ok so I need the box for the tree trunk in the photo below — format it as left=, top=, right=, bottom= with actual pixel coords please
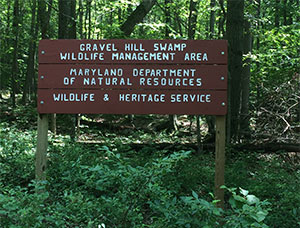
left=206, top=0, right=217, bottom=137
left=11, top=0, right=20, bottom=108
left=283, top=0, right=288, bottom=25
left=33, top=21, right=39, bottom=102
left=217, top=0, right=226, bottom=38
left=174, top=11, right=183, bottom=37
left=0, top=1, right=12, bottom=99
left=226, top=0, right=245, bottom=141
left=39, top=0, right=55, bottom=133
left=240, top=19, right=252, bottom=137
left=38, top=0, right=51, bottom=39
left=287, top=0, right=293, bottom=25
left=297, top=73, right=300, bottom=122
left=297, top=0, right=300, bottom=22
left=70, top=0, right=78, bottom=140
left=187, top=0, right=202, bottom=146
left=275, top=0, right=280, bottom=27
left=255, top=0, right=261, bottom=111
left=188, top=0, right=198, bottom=39
left=209, top=0, right=216, bottom=38
left=78, top=0, right=84, bottom=38
left=58, top=0, right=77, bottom=140
left=58, top=0, right=69, bottom=38
left=165, top=0, right=171, bottom=38
left=70, top=0, right=77, bottom=38
left=22, top=0, right=37, bottom=104
left=196, top=116, right=203, bottom=153
left=120, top=0, right=157, bottom=37
left=168, top=114, right=178, bottom=131
left=164, top=0, right=178, bottom=131
left=119, top=0, right=157, bottom=124
left=88, top=0, right=92, bottom=39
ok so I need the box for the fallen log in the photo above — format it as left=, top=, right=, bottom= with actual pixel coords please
left=233, top=143, right=300, bottom=153
left=78, top=140, right=300, bottom=153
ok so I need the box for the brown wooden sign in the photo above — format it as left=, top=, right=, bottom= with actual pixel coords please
left=38, top=90, right=227, bottom=115
left=38, top=65, right=227, bottom=89
left=36, top=39, right=228, bottom=209
left=38, top=39, right=227, bottom=115
left=38, top=39, right=227, bottom=64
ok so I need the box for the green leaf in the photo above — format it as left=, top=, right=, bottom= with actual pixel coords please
left=192, top=191, right=198, bottom=200
left=253, top=211, right=268, bottom=222
left=246, top=194, right=259, bottom=205
left=229, top=197, right=237, bottom=208
left=233, top=194, right=246, bottom=203
left=240, top=188, right=249, bottom=196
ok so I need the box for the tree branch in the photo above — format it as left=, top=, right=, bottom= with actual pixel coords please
left=120, top=0, right=157, bottom=37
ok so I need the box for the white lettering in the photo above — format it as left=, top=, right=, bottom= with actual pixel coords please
left=119, top=93, right=165, bottom=103
left=170, top=94, right=211, bottom=103
left=53, top=93, right=94, bottom=102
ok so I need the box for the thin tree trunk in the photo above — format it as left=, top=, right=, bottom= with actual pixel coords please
left=75, top=0, right=84, bottom=138
left=240, top=19, right=252, bottom=138
left=58, top=0, right=69, bottom=38
left=209, top=0, right=216, bottom=38
left=275, top=0, right=280, bottom=27
left=11, top=0, right=19, bottom=108
left=218, top=0, right=226, bottom=38
left=287, top=0, right=293, bottom=25
left=174, top=11, right=183, bottom=36
left=32, top=21, right=39, bottom=102
left=187, top=0, right=198, bottom=39
left=297, top=73, right=300, bottom=122
left=283, top=0, right=287, bottom=25
left=165, top=0, right=171, bottom=38
left=120, top=0, right=157, bottom=124
left=0, top=1, right=12, bottom=99
left=70, top=0, right=77, bottom=140
left=79, top=0, right=84, bottom=38
left=164, top=0, right=177, bottom=131
left=58, top=0, right=77, bottom=140
left=255, top=0, right=261, bottom=110
left=196, top=116, right=203, bottom=153
left=70, top=0, right=76, bottom=38
left=118, top=8, right=122, bottom=25
left=206, top=0, right=217, bottom=138
left=187, top=0, right=202, bottom=147
left=22, top=0, right=37, bottom=104
left=39, top=0, right=56, bottom=133
left=297, top=0, right=300, bottom=22
left=39, top=0, right=48, bottom=38
left=226, top=0, right=245, bottom=141
left=46, top=0, right=53, bottom=32
left=88, top=0, right=91, bottom=39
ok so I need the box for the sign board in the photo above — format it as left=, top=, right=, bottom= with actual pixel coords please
left=36, top=39, right=228, bottom=208
left=38, top=39, right=227, bottom=115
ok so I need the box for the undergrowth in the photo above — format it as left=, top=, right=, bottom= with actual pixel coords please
left=0, top=113, right=299, bottom=227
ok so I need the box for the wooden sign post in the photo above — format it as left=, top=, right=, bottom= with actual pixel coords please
left=36, top=39, right=227, bottom=208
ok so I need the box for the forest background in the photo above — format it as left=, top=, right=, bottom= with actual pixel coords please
left=0, top=0, right=299, bottom=227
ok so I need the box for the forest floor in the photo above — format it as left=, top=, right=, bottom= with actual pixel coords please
left=0, top=97, right=299, bottom=228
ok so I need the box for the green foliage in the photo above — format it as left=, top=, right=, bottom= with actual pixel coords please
left=223, top=186, right=271, bottom=228
left=252, top=25, right=300, bottom=87
left=1, top=120, right=300, bottom=227
left=0, top=122, right=36, bottom=187
left=1, top=0, right=300, bottom=227
left=225, top=150, right=300, bottom=228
